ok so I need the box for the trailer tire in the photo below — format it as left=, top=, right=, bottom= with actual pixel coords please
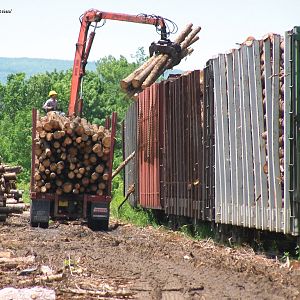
left=39, top=222, right=49, bottom=229
left=30, top=221, right=39, bottom=228
left=88, top=218, right=109, bottom=231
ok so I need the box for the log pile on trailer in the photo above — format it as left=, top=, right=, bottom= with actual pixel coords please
left=120, top=24, right=201, bottom=96
left=33, top=112, right=113, bottom=196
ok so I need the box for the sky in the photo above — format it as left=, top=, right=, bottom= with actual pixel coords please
left=1, top=0, right=300, bottom=71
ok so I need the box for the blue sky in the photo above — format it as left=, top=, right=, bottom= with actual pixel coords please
left=1, top=0, right=300, bottom=70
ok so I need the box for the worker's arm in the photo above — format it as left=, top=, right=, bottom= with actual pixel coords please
left=43, top=99, right=54, bottom=112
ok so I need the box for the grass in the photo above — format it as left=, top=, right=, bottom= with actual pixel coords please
left=110, top=181, right=157, bottom=227
left=180, top=223, right=215, bottom=241
left=18, top=180, right=30, bottom=203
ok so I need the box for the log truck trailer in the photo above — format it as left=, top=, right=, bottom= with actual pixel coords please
left=30, top=9, right=182, bottom=230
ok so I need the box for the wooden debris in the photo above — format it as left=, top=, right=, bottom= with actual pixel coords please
left=0, top=255, right=35, bottom=265
left=0, top=251, right=11, bottom=258
left=62, top=287, right=134, bottom=298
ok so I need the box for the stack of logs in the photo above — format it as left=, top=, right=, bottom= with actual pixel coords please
left=260, top=34, right=285, bottom=185
left=0, top=164, right=24, bottom=222
left=34, top=112, right=112, bottom=195
left=120, top=23, right=201, bottom=96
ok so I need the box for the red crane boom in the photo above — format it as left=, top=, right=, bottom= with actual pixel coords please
left=68, top=9, right=168, bottom=116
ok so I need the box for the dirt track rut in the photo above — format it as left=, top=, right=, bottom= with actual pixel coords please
left=0, top=212, right=300, bottom=299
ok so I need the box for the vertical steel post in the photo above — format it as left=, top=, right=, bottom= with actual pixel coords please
left=293, top=27, right=300, bottom=235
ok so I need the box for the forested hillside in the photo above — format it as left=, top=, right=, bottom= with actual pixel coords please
left=0, top=51, right=146, bottom=190
left=0, top=57, right=97, bottom=83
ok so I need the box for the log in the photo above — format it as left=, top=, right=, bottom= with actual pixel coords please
left=9, top=189, right=23, bottom=197
left=141, top=25, right=200, bottom=89
left=41, top=186, right=47, bottom=193
left=95, top=164, right=105, bottom=174
left=180, top=26, right=201, bottom=50
left=62, top=182, right=73, bottom=193
left=6, top=198, right=18, bottom=204
left=103, top=147, right=110, bottom=155
left=53, top=130, right=65, bottom=139
left=79, top=167, right=85, bottom=175
left=102, top=136, right=111, bottom=148
left=43, top=112, right=61, bottom=132
left=102, top=170, right=110, bottom=181
left=50, top=172, right=56, bottom=179
left=92, top=143, right=102, bottom=153
left=0, top=205, right=24, bottom=214
left=120, top=23, right=198, bottom=94
left=98, top=126, right=105, bottom=139
left=68, top=171, right=75, bottom=179
left=56, top=188, right=63, bottom=195
left=46, top=132, right=53, bottom=141
left=76, top=173, right=83, bottom=179
left=96, top=189, right=103, bottom=195
left=0, top=165, right=22, bottom=174
left=98, top=182, right=106, bottom=190
left=34, top=173, right=41, bottom=181
left=112, top=151, right=135, bottom=179
left=89, top=154, right=97, bottom=164
left=3, top=172, right=16, bottom=181
left=131, top=57, right=162, bottom=88
left=120, top=55, right=157, bottom=89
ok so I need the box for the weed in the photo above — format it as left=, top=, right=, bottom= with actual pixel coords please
left=282, top=251, right=290, bottom=261
left=295, top=245, right=300, bottom=261
left=180, top=224, right=193, bottom=236
left=179, top=222, right=215, bottom=241
left=194, top=223, right=214, bottom=240
left=110, top=180, right=157, bottom=227
left=18, top=180, right=30, bottom=203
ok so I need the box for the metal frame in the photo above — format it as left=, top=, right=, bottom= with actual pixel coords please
left=291, top=27, right=300, bottom=235
left=123, top=102, right=138, bottom=207
left=211, top=32, right=295, bottom=234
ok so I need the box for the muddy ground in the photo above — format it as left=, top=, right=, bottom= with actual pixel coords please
left=0, top=212, right=300, bottom=299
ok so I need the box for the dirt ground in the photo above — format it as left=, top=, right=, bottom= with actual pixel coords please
left=0, top=212, right=300, bottom=299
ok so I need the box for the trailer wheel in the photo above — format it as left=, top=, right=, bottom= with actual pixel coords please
left=39, top=222, right=49, bottom=229
left=88, top=218, right=109, bottom=231
left=30, top=221, right=39, bottom=228
left=0, top=215, right=6, bottom=222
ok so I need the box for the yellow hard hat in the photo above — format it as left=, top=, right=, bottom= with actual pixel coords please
left=49, top=90, right=58, bottom=97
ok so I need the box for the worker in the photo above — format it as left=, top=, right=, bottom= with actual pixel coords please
left=43, top=90, right=58, bottom=112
